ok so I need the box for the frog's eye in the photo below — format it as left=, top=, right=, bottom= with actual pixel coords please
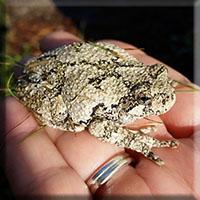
left=138, top=94, right=152, bottom=104
left=140, top=96, right=151, bottom=102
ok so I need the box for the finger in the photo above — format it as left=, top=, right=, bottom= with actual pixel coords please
left=55, top=130, right=124, bottom=181
left=97, top=134, right=195, bottom=196
left=94, top=141, right=194, bottom=197
left=161, top=91, right=200, bottom=138
left=2, top=97, right=90, bottom=196
left=95, top=125, right=191, bottom=196
left=55, top=113, right=181, bottom=196
left=101, top=40, right=200, bottom=138
left=96, top=166, right=152, bottom=196
left=56, top=131, right=154, bottom=196
left=39, top=30, right=82, bottom=52
left=98, top=158, right=193, bottom=197
left=134, top=138, right=195, bottom=196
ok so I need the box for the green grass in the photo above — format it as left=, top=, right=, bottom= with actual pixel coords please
left=0, top=54, right=21, bottom=97
left=0, top=0, right=33, bottom=98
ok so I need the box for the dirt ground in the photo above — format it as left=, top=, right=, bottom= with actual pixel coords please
left=5, top=0, right=80, bottom=56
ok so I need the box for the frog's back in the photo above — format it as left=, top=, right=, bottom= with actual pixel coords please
left=16, top=42, right=143, bottom=131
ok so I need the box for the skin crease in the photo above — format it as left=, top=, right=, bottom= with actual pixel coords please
left=1, top=30, right=200, bottom=199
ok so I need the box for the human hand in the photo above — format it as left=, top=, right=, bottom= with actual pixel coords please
left=1, top=31, right=200, bottom=199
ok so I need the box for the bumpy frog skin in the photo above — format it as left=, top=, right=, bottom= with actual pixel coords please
left=16, top=42, right=179, bottom=165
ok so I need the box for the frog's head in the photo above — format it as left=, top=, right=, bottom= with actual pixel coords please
left=121, top=63, right=176, bottom=121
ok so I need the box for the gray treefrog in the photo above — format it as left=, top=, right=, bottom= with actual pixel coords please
left=16, top=42, right=179, bottom=165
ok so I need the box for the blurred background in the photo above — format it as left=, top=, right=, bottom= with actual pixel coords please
left=0, top=0, right=194, bottom=198
left=2, top=1, right=193, bottom=79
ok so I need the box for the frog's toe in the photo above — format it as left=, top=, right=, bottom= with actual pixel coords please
left=145, top=151, right=165, bottom=166
left=153, top=139, right=180, bottom=148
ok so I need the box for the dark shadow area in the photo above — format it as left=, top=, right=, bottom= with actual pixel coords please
left=55, top=6, right=194, bottom=81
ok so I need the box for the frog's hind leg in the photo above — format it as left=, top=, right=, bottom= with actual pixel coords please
left=129, top=124, right=179, bottom=149
left=88, top=119, right=179, bottom=166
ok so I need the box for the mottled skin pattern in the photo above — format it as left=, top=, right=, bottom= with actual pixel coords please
left=16, top=42, right=179, bottom=165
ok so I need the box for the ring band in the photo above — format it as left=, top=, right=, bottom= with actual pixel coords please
left=86, top=153, right=132, bottom=193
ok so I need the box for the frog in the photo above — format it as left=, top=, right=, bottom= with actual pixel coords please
left=15, top=42, right=179, bottom=166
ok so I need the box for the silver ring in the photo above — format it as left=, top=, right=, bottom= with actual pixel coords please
left=86, top=153, right=132, bottom=193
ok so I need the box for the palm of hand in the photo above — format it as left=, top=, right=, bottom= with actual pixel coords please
left=2, top=32, right=200, bottom=199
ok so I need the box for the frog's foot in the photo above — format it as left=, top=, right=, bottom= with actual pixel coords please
left=172, top=79, right=200, bottom=93
left=88, top=119, right=179, bottom=166
left=144, top=151, right=165, bottom=166
left=127, top=122, right=179, bottom=148
left=127, top=117, right=164, bottom=135
left=152, top=138, right=179, bottom=148
left=128, top=124, right=157, bottom=135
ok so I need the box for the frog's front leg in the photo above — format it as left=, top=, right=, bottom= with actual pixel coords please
left=88, top=119, right=179, bottom=166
